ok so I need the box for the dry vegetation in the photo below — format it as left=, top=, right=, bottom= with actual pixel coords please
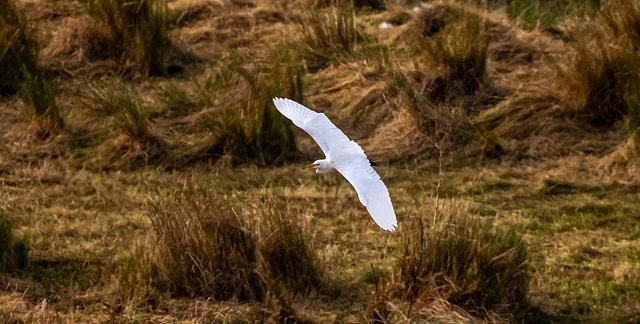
left=1, top=0, right=640, bottom=322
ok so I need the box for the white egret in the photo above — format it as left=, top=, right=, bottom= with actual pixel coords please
left=272, top=97, right=398, bottom=231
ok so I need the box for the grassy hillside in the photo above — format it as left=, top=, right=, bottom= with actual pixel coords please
left=1, top=0, right=639, bottom=322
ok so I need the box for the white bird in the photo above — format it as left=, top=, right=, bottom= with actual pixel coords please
left=272, top=97, right=398, bottom=231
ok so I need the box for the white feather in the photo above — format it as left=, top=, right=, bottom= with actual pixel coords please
left=272, top=97, right=398, bottom=231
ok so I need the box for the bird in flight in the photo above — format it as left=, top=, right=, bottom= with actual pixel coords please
left=272, top=97, right=398, bottom=231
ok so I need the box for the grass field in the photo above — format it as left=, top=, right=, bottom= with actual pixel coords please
left=1, top=0, right=639, bottom=322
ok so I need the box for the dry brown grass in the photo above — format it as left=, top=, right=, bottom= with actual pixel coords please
left=115, top=191, right=263, bottom=302
left=169, top=0, right=224, bottom=26
left=167, top=50, right=301, bottom=166
left=398, top=201, right=529, bottom=314
left=0, top=0, right=39, bottom=95
left=117, top=189, right=325, bottom=306
left=2, top=0, right=640, bottom=322
left=294, top=1, right=362, bottom=71
left=21, top=72, right=64, bottom=137
left=258, top=195, right=322, bottom=295
left=83, top=0, right=171, bottom=75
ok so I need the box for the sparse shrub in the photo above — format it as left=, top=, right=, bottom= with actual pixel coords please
left=85, top=0, right=171, bottom=75
left=144, top=193, right=264, bottom=300
left=0, top=0, right=39, bottom=95
left=0, top=212, right=29, bottom=272
left=364, top=266, right=395, bottom=323
left=258, top=197, right=322, bottom=295
left=398, top=202, right=529, bottom=312
left=295, top=1, right=361, bottom=71
left=21, top=71, right=64, bottom=136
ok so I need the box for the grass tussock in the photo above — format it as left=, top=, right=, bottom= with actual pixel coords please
left=556, top=0, right=640, bottom=126
left=118, top=191, right=323, bottom=304
left=258, top=197, right=322, bottom=295
left=408, top=4, right=492, bottom=102
left=76, top=79, right=165, bottom=166
left=174, top=51, right=301, bottom=166
left=295, top=1, right=362, bottom=71
left=154, top=63, right=236, bottom=117
left=0, top=212, right=29, bottom=273
left=128, top=193, right=264, bottom=300
left=0, top=0, right=39, bottom=95
left=398, top=202, right=529, bottom=313
left=21, top=72, right=64, bottom=137
left=0, top=0, right=63, bottom=136
left=84, top=0, right=171, bottom=75
left=79, top=79, right=152, bottom=142
left=381, top=3, right=502, bottom=160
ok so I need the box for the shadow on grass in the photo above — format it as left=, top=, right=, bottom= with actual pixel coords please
left=28, top=258, right=107, bottom=290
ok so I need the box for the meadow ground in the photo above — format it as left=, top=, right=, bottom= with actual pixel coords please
left=1, top=158, right=639, bottom=322
left=1, top=0, right=640, bottom=322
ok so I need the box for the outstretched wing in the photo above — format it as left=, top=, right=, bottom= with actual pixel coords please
left=272, top=97, right=362, bottom=158
left=272, top=97, right=397, bottom=231
left=335, top=158, right=397, bottom=231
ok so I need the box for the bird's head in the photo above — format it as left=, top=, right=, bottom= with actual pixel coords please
left=306, top=160, right=331, bottom=173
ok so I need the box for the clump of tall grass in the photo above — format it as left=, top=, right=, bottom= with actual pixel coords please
left=118, top=191, right=323, bottom=303
left=175, top=51, right=301, bottom=166
left=316, top=0, right=386, bottom=10
left=114, top=244, right=159, bottom=304
left=0, top=0, right=39, bottom=95
left=244, top=50, right=302, bottom=164
left=384, top=4, right=506, bottom=159
left=84, top=0, right=171, bottom=75
left=79, top=79, right=152, bottom=142
left=398, top=202, right=529, bottom=312
left=258, top=197, right=322, bottom=295
left=21, top=72, right=64, bottom=136
left=386, top=68, right=476, bottom=158
left=0, top=0, right=63, bottom=136
left=410, top=5, right=492, bottom=101
left=155, top=65, right=236, bottom=117
left=295, top=1, right=362, bottom=71
left=144, top=194, right=264, bottom=300
left=557, top=0, right=640, bottom=126
left=0, top=212, right=29, bottom=273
